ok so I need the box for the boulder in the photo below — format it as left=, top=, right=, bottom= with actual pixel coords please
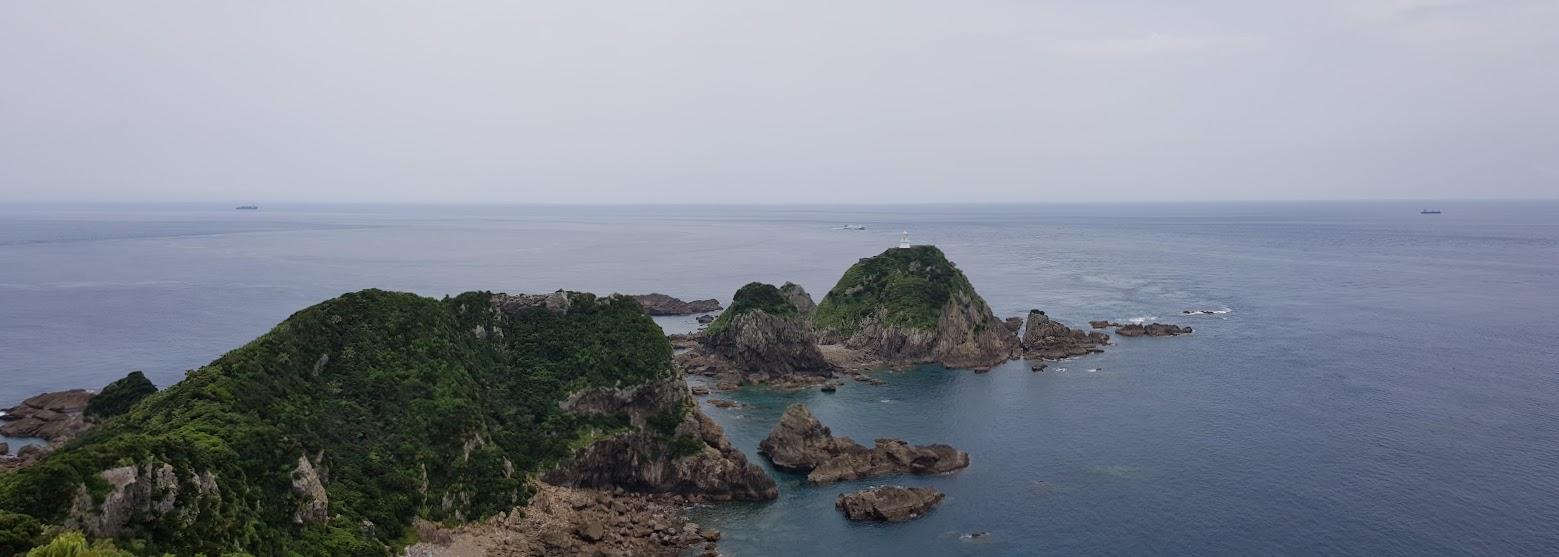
left=576, top=518, right=606, bottom=542
left=835, top=486, right=944, bottom=522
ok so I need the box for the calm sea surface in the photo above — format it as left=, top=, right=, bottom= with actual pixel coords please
left=1, top=202, right=1556, bottom=556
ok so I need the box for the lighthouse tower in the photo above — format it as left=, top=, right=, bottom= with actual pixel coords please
left=898, top=231, right=912, bottom=249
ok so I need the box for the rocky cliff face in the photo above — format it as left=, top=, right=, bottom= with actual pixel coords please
left=816, top=246, right=1018, bottom=368
left=546, top=381, right=778, bottom=501
left=701, top=282, right=831, bottom=376
left=757, top=404, right=969, bottom=485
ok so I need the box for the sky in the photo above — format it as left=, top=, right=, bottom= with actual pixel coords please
left=1, top=0, right=1556, bottom=204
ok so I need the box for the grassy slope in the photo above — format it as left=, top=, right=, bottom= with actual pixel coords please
left=814, top=245, right=977, bottom=335
left=0, top=289, right=675, bottom=557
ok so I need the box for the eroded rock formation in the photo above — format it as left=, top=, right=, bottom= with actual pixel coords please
left=1021, top=310, right=1110, bottom=360
left=835, top=486, right=944, bottom=522
left=698, top=282, right=832, bottom=377
left=547, top=380, right=778, bottom=501
left=0, top=389, right=93, bottom=441
left=757, top=404, right=969, bottom=484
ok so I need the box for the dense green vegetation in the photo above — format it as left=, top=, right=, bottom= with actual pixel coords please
left=814, top=245, right=977, bottom=334
left=22, top=532, right=131, bottom=557
left=84, top=372, right=157, bottom=421
left=0, top=289, right=676, bottom=557
left=704, top=282, right=799, bottom=335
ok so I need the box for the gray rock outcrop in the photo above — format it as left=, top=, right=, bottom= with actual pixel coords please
left=1116, top=323, right=1193, bottom=337
left=779, top=282, right=817, bottom=315
left=757, top=404, right=969, bottom=485
left=700, top=282, right=832, bottom=376
left=835, top=486, right=944, bottom=522
left=547, top=380, right=778, bottom=501
left=1021, top=310, right=1110, bottom=360
left=1, top=389, right=94, bottom=441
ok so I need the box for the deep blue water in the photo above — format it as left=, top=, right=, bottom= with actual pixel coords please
left=1, top=202, right=1556, bottom=555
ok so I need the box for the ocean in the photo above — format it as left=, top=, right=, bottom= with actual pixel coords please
left=2, top=202, right=1556, bottom=555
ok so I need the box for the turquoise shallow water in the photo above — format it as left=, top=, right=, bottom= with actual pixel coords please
left=2, top=202, right=1557, bottom=555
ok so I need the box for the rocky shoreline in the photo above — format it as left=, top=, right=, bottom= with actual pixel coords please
left=403, top=483, right=723, bottom=557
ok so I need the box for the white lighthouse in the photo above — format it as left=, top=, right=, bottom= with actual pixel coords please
left=898, top=231, right=912, bottom=249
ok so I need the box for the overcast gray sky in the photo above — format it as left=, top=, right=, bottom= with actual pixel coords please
left=2, top=1, right=1556, bottom=204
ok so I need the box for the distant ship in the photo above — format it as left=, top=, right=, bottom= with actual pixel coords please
left=836, top=224, right=866, bottom=230
left=1420, top=209, right=1441, bottom=214
left=235, top=205, right=259, bottom=210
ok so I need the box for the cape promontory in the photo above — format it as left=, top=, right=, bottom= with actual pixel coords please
left=0, top=289, right=772, bottom=556
left=814, top=245, right=1018, bottom=368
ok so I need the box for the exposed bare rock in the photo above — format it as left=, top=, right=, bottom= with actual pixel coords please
left=66, top=461, right=221, bottom=538
left=701, top=282, right=833, bottom=377
left=1021, top=310, right=1109, bottom=361
left=291, top=454, right=330, bottom=524
left=402, top=484, right=710, bottom=557
left=1004, top=317, right=1024, bottom=333
left=779, top=282, right=817, bottom=315
left=809, top=439, right=970, bottom=485
left=702, top=310, right=832, bottom=375
left=757, top=404, right=969, bottom=484
left=629, top=294, right=724, bottom=316
left=827, top=291, right=1020, bottom=369
left=756, top=404, right=864, bottom=472
left=835, top=486, right=944, bottom=522
left=547, top=380, right=777, bottom=502
left=1116, top=323, right=1194, bottom=337
left=1, top=389, right=94, bottom=441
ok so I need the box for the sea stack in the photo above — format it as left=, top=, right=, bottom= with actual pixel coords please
left=814, top=245, right=1018, bottom=368
left=758, top=403, right=969, bottom=485
left=701, top=282, right=832, bottom=376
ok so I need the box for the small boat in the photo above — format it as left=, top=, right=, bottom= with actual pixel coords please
left=235, top=205, right=259, bottom=210
left=836, top=224, right=866, bottom=230
left=1420, top=209, right=1441, bottom=214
